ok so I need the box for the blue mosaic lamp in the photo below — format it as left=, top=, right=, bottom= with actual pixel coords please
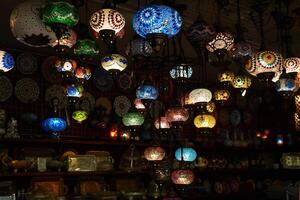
left=136, top=85, right=159, bottom=100
left=42, top=117, right=67, bottom=135
left=133, top=4, right=182, bottom=51
left=0, top=51, right=15, bottom=72
left=275, top=77, right=297, bottom=97
left=175, top=147, right=197, bottom=162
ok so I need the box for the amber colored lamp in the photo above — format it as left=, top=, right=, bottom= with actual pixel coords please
left=144, top=146, right=166, bottom=161
left=165, top=107, right=189, bottom=123
left=214, top=89, right=230, bottom=101
left=154, top=117, right=170, bottom=129
left=194, top=114, right=216, bottom=129
left=171, top=169, right=194, bottom=185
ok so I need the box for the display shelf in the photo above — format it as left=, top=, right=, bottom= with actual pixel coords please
left=0, top=170, right=151, bottom=178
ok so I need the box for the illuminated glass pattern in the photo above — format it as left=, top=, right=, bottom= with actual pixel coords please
left=136, top=85, right=159, bottom=100
left=175, top=147, right=197, bottom=162
left=0, top=51, right=14, bottom=72
left=42, top=117, right=67, bottom=132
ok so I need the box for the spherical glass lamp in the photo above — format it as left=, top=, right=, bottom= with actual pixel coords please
left=169, top=64, right=193, bottom=81
left=165, top=107, right=189, bottom=125
left=206, top=32, right=235, bottom=53
left=232, top=75, right=252, bottom=89
left=0, top=51, right=15, bottom=72
left=154, top=117, right=170, bottom=129
left=134, top=98, right=146, bottom=110
left=101, top=54, right=127, bottom=73
left=230, top=42, right=252, bottom=58
left=283, top=57, right=300, bottom=75
left=66, top=84, right=84, bottom=104
left=41, top=1, right=79, bottom=27
left=133, top=4, right=182, bottom=51
left=74, top=39, right=99, bottom=58
left=55, top=58, right=77, bottom=77
left=75, top=66, right=92, bottom=83
left=194, top=114, right=216, bottom=129
left=144, top=146, right=166, bottom=161
left=10, top=0, right=57, bottom=47
left=189, top=88, right=212, bottom=105
left=246, top=51, right=283, bottom=81
left=171, top=169, right=194, bottom=185
left=72, top=110, right=88, bottom=123
left=217, top=70, right=235, bottom=86
left=275, top=78, right=297, bottom=97
left=206, top=102, right=216, bottom=113
left=136, top=85, right=159, bottom=100
left=122, top=110, right=145, bottom=127
left=126, top=38, right=153, bottom=57
left=214, top=89, right=230, bottom=102
left=175, top=148, right=197, bottom=162
left=42, top=117, right=67, bottom=134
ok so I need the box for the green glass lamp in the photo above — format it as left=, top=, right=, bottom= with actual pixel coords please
left=72, top=110, right=88, bottom=123
left=41, top=1, right=79, bottom=27
left=74, top=39, right=99, bottom=58
left=122, top=110, right=144, bottom=127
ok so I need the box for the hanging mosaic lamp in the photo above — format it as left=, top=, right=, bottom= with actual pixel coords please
left=42, top=117, right=67, bottom=134
left=170, top=64, right=193, bottom=81
left=72, top=110, right=88, bottom=123
left=171, top=169, right=194, bottom=185
left=50, top=27, right=77, bottom=48
left=126, top=38, right=153, bottom=57
left=194, top=114, right=216, bottom=130
left=154, top=117, right=170, bottom=129
left=295, top=94, right=300, bottom=113
left=90, top=8, right=125, bottom=41
left=214, top=89, right=230, bottom=102
left=134, top=98, right=146, bottom=110
left=245, top=51, right=283, bottom=82
left=136, top=85, right=159, bottom=100
left=55, top=58, right=77, bottom=77
left=295, top=113, right=300, bottom=131
left=189, top=88, right=212, bottom=105
left=232, top=75, right=252, bottom=89
left=275, top=77, right=298, bottom=97
left=74, top=39, right=99, bottom=58
left=283, top=57, right=300, bottom=75
left=230, top=41, right=253, bottom=58
left=10, top=0, right=57, bottom=47
left=101, top=54, right=128, bottom=74
left=144, top=146, right=166, bottom=161
left=206, top=32, right=235, bottom=53
left=0, top=51, right=15, bottom=72
left=122, top=110, right=145, bottom=127
left=133, top=4, right=182, bottom=51
left=41, top=1, right=79, bottom=27
left=175, top=147, right=197, bottom=162
left=75, top=66, right=92, bottom=83
left=165, top=107, right=189, bottom=125
left=66, top=84, right=84, bottom=104
left=217, top=70, right=235, bottom=86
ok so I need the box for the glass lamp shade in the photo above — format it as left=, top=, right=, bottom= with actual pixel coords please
left=295, top=113, right=300, bottom=131
left=41, top=1, right=79, bottom=27
left=187, top=18, right=215, bottom=47
left=90, top=9, right=125, bottom=35
left=295, top=94, right=300, bottom=113
left=206, top=32, right=235, bottom=52
left=217, top=70, right=235, bottom=84
left=133, top=4, right=182, bottom=38
left=284, top=57, right=300, bottom=74
left=10, top=0, right=57, bottom=47
left=206, top=102, right=216, bottom=113
left=75, top=67, right=92, bottom=81
left=214, top=89, right=230, bottom=101
left=189, top=88, right=212, bottom=104
left=245, top=51, right=283, bottom=77
left=170, top=64, right=193, bottom=80
left=171, top=169, right=194, bottom=185
left=42, top=117, right=67, bottom=133
left=136, top=85, right=159, bottom=100
left=66, top=84, right=84, bottom=98
left=275, top=78, right=297, bottom=92
left=122, top=110, right=145, bottom=126
left=74, top=39, right=99, bottom=57
left=126, top=38, right=153, bottom=57
left=194, top=114, right=216, bottom=129
left=101, top=54, right=128, bottom=72
left=72, top=110, right=88, bottom=123
left=232, top=75, right=251, bottom=89
left=154, top=117, right=170, bottom=129
left=144, top=146, right=166, bottom=161
left=230, top=42, right=253, bottom=57
left=175, top=148, right=197, bottom=162
left=165, top=107, right=189, bottom=123
left=0, top=51, right=15, bottom=72
left=50, top=27, right=77, bottom=48
left=55, top=58, right=77, bottom=73
left=134, top=98, right=146, bottom=110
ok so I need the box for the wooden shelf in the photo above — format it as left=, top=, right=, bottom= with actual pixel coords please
left=0, top=170, right=151, bottom=178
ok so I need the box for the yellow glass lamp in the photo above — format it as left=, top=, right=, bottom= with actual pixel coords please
left=194, top=114, right=216, bottom=129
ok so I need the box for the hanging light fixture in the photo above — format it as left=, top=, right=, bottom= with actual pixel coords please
left=175, top=147, right=197, bottom=162
left=275, top=77, right=298, bottom=97
left=75, top=66, right=92, bottom=83
left=122, top=110, right=145, bottom=127
left=90, top=8, right=125, bottom=44
left=136, top=85, right=159, bottom=100
left=171, top=169, right=194, bottom=185
left=284, top=57, right=300, bottom=75
left=154, top=117, right=170, bottom=130
left=66, top=84, right=84, bottom=104
left=126, top=38, right=153, bottom=58
left=101, top=54, right=127, bottom=75
left=41, top=117, right=67, bottom=136
left=0, top=51, right=15, bottom=72
left=295, top=94, right=300, bottom=113
left=55, top=58, right=77, bottom=78
left=72, top=110, right=88, bottom=123
left=50, top=27, right=77, bottom=49
left=133, top=4, right=182, bottom=51
left=206, top=32, right=235, bottom=53
left=230, top=42, right=253, bottom=58
left=217, top=70, right=235, bottom=87
left=188, top=88, right=212, bottom=107
left=165, top=107, right=189, bottom=126
left=214, top=89, right=230, bottom=102
left=10, top=0, right=57, bottom=47
left=295, top=113, right=300, bottom=131
left=74, top=39, right=100, bottom=58
left=194, top=114, right=216, bottom=133
left=232, top=75, right=252, bottom=96
left=169, top=64, right=193, bottom=82
left=144, top=146, right=166, bottom=161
